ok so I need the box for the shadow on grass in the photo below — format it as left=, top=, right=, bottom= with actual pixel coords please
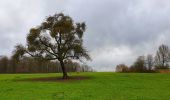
left=15, top=76, right=93, bottom=83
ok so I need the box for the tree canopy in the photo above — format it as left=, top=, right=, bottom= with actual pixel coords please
left=13, top=13, right=91, bottom=79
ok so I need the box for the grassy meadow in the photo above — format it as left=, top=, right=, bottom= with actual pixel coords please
left=0, top=72, right=170, bottom=100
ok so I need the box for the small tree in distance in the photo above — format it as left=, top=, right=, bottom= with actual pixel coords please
left=146, top=54, right=154, bottom=71
left=155, top=44, right=170, bottom=69
left=131, top=56, right=146, bottom=72
left=12, top=13, right=91, bottom=79
left=116, top=64, right=129, bottom=72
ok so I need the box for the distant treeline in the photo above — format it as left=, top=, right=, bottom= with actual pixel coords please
left=0, top=56, right=94, bottom=73
left=116, top=44, right=170, bottom=73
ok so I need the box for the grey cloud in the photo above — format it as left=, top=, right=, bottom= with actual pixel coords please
left=0, top=0, right=170, bottom=71
left=62, top=0, right=170, bottom=49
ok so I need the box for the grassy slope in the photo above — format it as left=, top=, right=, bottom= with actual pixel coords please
left=0, top=72, right=170, bottom=100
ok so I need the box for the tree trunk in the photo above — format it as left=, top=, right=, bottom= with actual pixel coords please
left=59, top=60, right=68, bottom=79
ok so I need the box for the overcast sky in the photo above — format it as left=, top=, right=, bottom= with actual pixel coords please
left=0, top=0, right=170, bottom=71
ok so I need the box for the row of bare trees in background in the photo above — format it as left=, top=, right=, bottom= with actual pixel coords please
left=0, top=56, right=93, bottom=73
left=116, top=44, right=170, bottom=73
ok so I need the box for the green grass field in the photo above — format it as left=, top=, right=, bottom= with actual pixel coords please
left=0, top=72, right=170, bottom=100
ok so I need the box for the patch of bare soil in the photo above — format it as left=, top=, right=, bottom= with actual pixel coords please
left=16, top=76, right=91, bottom=82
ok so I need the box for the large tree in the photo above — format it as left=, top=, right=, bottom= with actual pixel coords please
left=12, top=13, right=91, bottom=79
left=155, top=44, right=170, bottom=69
